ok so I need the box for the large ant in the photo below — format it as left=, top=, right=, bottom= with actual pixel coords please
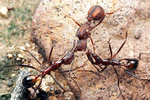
left=4, top=41, right=84, bottom=99
left=79, top=32, right=149, bottom=99
left=4, top=38, right=91, bottom=99
left=65, top=5, right=123, bottom=52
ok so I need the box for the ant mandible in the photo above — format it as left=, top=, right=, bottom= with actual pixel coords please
left=65, top=5, right=123, bottom=53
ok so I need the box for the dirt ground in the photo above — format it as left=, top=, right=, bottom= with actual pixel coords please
left=0, top=0, right=40, bottom=99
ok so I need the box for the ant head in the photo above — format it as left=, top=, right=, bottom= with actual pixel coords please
left=87, top=5, right=105, bottom=21
left=22, top=75, right=37, bottom=88
left=126, top=59, right=139, bottom=69
left=62, top=50, right=74, bottom=65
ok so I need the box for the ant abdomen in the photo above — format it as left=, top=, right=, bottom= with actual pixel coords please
left=125, top=59, right=139, bottom=69
left=87, top=5, right=105, bottom=21
left=62, top=50, right=74, bottom=65
left=22, top=75, right=37, bottom=88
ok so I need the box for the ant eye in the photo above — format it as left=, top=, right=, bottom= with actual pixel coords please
left=22, top=75, right=37, bottom=88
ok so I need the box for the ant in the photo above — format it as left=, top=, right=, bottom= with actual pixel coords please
left=4, top=41, right=82, bottom=99
left=65, top=5, right=124, bottom=53
left=78, top=31, right=149, bottom=99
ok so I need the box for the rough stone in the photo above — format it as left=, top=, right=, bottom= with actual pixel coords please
left=31, top=0, right=150, bottom=100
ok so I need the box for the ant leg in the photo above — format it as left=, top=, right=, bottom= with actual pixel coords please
left=89, top=37, right=96, bottom=53
left=34, top=76, right=44, bottom=92
left=112, top=66, right=125, bottom=100
left=65, top=15, right=81, bottom=27
left=77, top=69, right=101, bottom=77
left=96, top=64, right=103, bottom=69
left=91, top=16, right=105, bottom=30
left=72, top=40, right=78, bottom=52
left=48, top=45, right=54, bottom=65
left=23, top=50, right=46, bottom=69
left=120, top=67, right=141, bottom=80
left=60, top=59, right=101, bottom=76
left=56, top=60, right=88, bottom=73
left=93, top=64, right=101, bottom=72
left=68, top=60, right=82, bottom=95
left=108, top=38, right=113, bottom=58
left=86, top=54, right=101, bottom=72
left=85, top=50, right=101, bottom=72
left=106, top=3, right=125, bottom=15
left=100, top=65, right=107, bottom=73
left=110, top=32, right=127, bottom=61
left=6, top=64, right=42, bottom=72
left=103, top=4, right=124, bottom=28
left=103, top=4, right=124, bottom=26
left=87, top=62, right=101, bottom=73
left=49, top=74, right=66, bottom=92
left=106, top=4, right=124, bottom=15
left=139, top=53, right=150, bottom=60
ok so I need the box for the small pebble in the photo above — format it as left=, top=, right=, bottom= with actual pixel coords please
left=0, top=46, right=3, bottom=49
left=134, top=32, right=141, bottom=39
left=25, top=43, right=30, bottom=47
left=7, top=54, right=13, bottom=59
left=22, top=59, right=26, bottom=62
left=64, top=91, right=73, bottom=97
left=7, top=81, right=13, bottom=87
left=11, top=74, right=16, bottom=77
left=0, top=6, right=8, bottom=17
left=64, top=91, right=74, bottom=100
left=16, top=57, right=21, bottom=61
left=50, top=86, right=55, bottom=91
left=18, top=54, right=23, bottom=58
left=7, top=88, right=10, bottom=91
left=19, top=46, right=25, bottom=51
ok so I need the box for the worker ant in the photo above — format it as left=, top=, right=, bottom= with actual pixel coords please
left=78, top=31, right=149, bottom=99
left=65, top=5, right=124, bottom=53
left=4, top=41, right=82, bottom=99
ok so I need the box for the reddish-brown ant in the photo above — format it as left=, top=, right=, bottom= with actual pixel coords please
left=4, top=42, right=83, bottom=99
left=77, top=32, right=149, bottom=99
left=3, top=37, right=90, bottom=99
left=65, top=5, right=123, bottom=52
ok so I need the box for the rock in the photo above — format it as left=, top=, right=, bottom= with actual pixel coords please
left=7, top=81, right=13, bottom=87
left=17, top=54, right=23, bottom=58
left=16, top=57, right=21, bottom=61
left=10, top=70, right=29, bottom=100
left=7, top=54, right=13, bottom=59
left=31, top=0, right=150, bottom=100
left=0, top=6, right=8, bottom=17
